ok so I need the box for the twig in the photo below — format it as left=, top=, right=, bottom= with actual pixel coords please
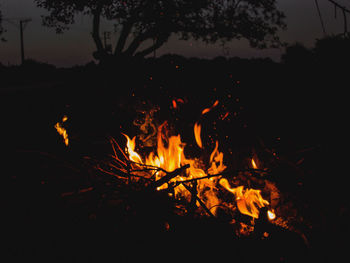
left=315, top=0, right=327, bottom=36
left=173, top=172, right=229, bottom=186
left=110, top=136, right=128, bottom=160
left=172, top=168, right=267, bottom=187
left=96, top=164, right=152, bottom=181
left=181, top=183, right=215, bottom=218
left=150, top=164, right=190, bottom=189
left=61, top=186, right=94, bottom=197
left=128, top=160, right=168, bottom=173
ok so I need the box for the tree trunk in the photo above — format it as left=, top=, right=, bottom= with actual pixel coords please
left=114, top=22, right=133, bottom=55
left=91, top=4, right=106, bottom=61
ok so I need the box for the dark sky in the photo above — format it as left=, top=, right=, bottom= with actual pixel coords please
left=1, top=0, right=349, bottom=67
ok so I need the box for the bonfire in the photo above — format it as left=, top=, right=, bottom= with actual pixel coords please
left=92, top=103, right=285, bottom=237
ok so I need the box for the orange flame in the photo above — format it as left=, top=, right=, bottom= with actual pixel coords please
left=122, top=122, right=225, bottom=214
left=251, top=158, right=258, bottom=169
left=55, top=115, right=69, bottom=146
left=208, top=141, right=226, bottom=175
left=194, top=122, right=203, bottom=148
left=120, top=119, right=270, bottom=219
left=122, top=133, right=143, bottom=164
left=172, top=98, right=185, bottom=109
left=172, top=100, right=177, bottom=109
left=202, top=100, right=219, bottom=115
left=219, top=178, right=269, bottom=218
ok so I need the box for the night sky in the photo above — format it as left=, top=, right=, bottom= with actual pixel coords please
left=0, top=0, right=349, bottom=67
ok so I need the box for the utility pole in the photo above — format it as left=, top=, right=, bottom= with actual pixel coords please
left=20, top=20, right=25, bottom=64
left=3, top=18, right=32, bottom=65
left=19, top=18, right=32, bottom=65
left=19, top=19, right=32, bottom=64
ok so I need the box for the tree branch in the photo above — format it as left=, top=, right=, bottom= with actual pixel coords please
left=123, top=31, right=153, bottom=56
left=134, top=35, right=169, bottom=58
left=114, top=21, right=134, bottom=55
left=327, top=0, right=350, bottom=13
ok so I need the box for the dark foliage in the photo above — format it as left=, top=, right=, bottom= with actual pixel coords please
left=34, top=0, right=286, bottom=63
left=281, top=42, right=314, bottom=66
left=282, top=34, right=350, bottom=68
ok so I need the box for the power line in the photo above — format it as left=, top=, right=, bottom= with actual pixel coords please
left=315, top=0, right=327, bottom=36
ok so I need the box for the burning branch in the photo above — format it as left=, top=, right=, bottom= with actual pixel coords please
left=55, top=115, right=69, bottom=146
left=181, top=182, right=215, bottom=218
left=171, top=168, right=268, bottom=187
left=150, top=164, right=190, bottom=189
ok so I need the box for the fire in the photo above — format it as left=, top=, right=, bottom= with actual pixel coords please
left=171, top=98, right=185, bottom=109
left=55, top=115, right=69, bottom=146
left=123, top=133, right=143, bottom=164
left=172, top=100, right=177, bottom=109
left=117, top=117, right=270, bottom=220
left=194, top=122, right=203, bottom=148
left=219, top=178, right=269, bottom=218
left=267, top=209, right=276, bottom=220
left=208, top=141, right=226, bottom=175
left=251, top=158, right=258, bottom=169
left=202, top=100, right=219, bottom=115
left=121, top=121, right=225, bottom=215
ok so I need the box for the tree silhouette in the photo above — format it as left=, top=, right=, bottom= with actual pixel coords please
left=313, top=34, right=350, bottom=65
left=35, top=0, right=286, bottom=63
left=281, top=43, right=314, bottom=66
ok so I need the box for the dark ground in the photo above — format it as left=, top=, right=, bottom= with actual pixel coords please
left=0, top=56, right=348, bottom=262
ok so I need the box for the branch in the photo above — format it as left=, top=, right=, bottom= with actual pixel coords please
left=327, top=0, right=350, bottom=13
left=315, top=0, right=327, bottom=36
left=327, top=0, right=349, bottom=34
left=134, top=35, right=169, bottom=58
left=114, top=21, right=133, bottom=55
left=150, top=164, right=190, bottom=189
left=123, top=31, right=152, bottom=56
left=127, top=160, right=168, bottom=174
left=181, top=183, right=215, bottom=218
left=172, top=168, right=268, bottom=187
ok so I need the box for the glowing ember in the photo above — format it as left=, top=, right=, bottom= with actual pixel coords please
left=172, top=100, right=177, bottom=109
left=221, top=112, right=229, bottom=120
left=267, top=209, right=276, bottom=220
left=55, top=115, right=69, bottom=146
left=202, top=100, right=219, bottom=115
left=251, top=158, right=258, bottom=169
left=171, top=98, right=185, bottom=109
